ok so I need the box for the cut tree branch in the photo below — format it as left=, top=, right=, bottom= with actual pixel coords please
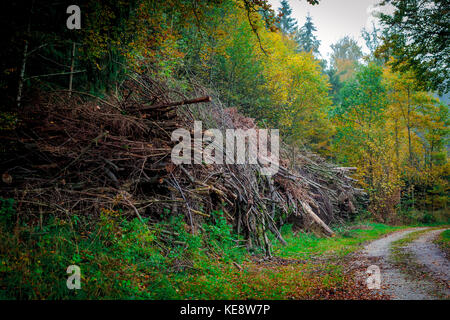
left=140, top=96, right=211, bottom=111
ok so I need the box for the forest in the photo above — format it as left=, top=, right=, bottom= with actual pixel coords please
left=0, top=0, right=449, bottom=301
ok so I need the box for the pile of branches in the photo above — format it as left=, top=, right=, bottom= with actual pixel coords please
left=0, top=75, right=362, bottom=255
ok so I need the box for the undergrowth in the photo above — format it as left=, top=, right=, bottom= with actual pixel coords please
left=434, top=229, right=450, bottom=258
left=0, top=198, right=412, bottom=299
left=0, top=198, right=249, bottom=299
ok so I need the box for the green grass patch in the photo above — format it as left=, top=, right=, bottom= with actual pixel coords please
left=434, top=229, right=450, bottom=258
left=0, top=200, right=250, bottom=299
left=0, top=197, right=428, bottom=300
left=272, top=223, right=405, bottom=259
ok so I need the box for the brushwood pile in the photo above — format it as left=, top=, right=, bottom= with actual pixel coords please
left=0, top=75, right=364, bottom=255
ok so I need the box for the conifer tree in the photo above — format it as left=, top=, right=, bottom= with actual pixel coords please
left=276, top=0, right=298, bottom=35
left=295, top=13, right=320, bottom=56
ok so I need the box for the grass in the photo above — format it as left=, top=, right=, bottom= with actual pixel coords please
left=0, top=205, right=250, bottom=299
left=272, top=223, right=405, bottom=260
left=0, top=197, right=426, bottom=300
left=434, top=229, right=450, bottom=258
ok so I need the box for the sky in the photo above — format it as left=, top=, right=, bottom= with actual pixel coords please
left=269, top=0, right=393, bottom=60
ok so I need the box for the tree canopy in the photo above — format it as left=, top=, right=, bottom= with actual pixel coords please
left=378, top=0, right=450, bottom=93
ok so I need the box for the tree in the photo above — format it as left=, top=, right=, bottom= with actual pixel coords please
left=261, top=34, right=332, bottom=152
left=336, top=64, right=387, bottom=137
left=325, top=66, right=343, bottom=105
left=384, top=67, right=438, bottom=165
left=330, top=36, right=363, bottom=82
left=186, top=1, right=332, bottom=156
left=331, top=36, right=363, bottom=62
left=361, top=23, right=384, bottom=65
left=325, top=36, right=363, bottom=103
left=295, top=13, right=320, bottom=56
left=378, top=0, right=450, bottom=93
left=332, top=63, right=401, bottom=220
left=276, top=0, right=297, bottom=35
left=383, top=65, right=448, bottom=211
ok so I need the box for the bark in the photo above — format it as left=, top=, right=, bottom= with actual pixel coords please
left=140, top=96, right=211, bottom=111
left=300, top=201, right=335, bottom=237
left=16, top=1, right=34, bottom=108
left=16, top=31, right=29, bottom=108
left=68, top=42, right=76, bottom=97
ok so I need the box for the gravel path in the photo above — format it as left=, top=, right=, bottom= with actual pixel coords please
left=362, top=227, right=449, bottom=300
left=407, top=229, right=450, bottom=284
left=365, top=228, right=427, bottom=258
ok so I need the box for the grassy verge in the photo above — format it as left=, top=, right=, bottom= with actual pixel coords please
left=434, top=229, right=450, bottom=258
left=0, top=198, right=408, bottom=299
left=273, top=223, right=405, bottom=260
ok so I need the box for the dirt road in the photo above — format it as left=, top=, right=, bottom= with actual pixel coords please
left=407, top=229, right=450, bottom=284
left=361, top=227, right=449, bottom=300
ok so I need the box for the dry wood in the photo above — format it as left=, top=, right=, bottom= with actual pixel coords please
left=3, top=74, right=362, bottom=258
left=300, top=201, right=335, bottom=237
left=140, top=96, right=211, bottom=111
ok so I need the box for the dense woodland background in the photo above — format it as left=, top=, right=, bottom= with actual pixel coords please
left=2, top=0, right=448, bottom=219
left=0, top=0, right=448, bottom=299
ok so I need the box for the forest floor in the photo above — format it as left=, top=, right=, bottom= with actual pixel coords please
left=349, top=227, right=450, bottom=299
left=1, top=216, right=449, bottom=299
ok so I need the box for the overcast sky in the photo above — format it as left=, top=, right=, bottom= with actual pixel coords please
left=269, top=0, right=393, bottom=60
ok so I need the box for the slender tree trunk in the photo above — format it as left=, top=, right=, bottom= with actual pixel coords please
left=395, top=118, right=400, bottom=170
left=407, top=124, right=412, bottom=162
left=16, top=27, right=30, bottom=108
left=429, top=148, right=432, bottom=169
left=16, top=1, right=34, bottom=108
left=68, top=42, right=76, bottom=97
left=407, top=87, right=413, bottom=164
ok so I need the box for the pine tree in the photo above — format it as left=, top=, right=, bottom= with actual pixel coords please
left=276, top=0, right=297, bottom=35
left=295, top=13, right=320, bottom=56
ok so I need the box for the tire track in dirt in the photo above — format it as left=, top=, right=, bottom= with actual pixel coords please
left=356, top=227, right=450, bottom=300
left=406, top=228, right=450, bottom=296
left=363, top=227, right=433, bottom=299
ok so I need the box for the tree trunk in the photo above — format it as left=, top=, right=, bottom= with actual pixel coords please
left=68, top=42, right=76, bottom=97
left=407, top=87, right=413, bottom=164
left=16, top=29, right=29, bottom=108
left=16, top=1, right=36, bottom=108
left=300, top=201, right=335, bottom=237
